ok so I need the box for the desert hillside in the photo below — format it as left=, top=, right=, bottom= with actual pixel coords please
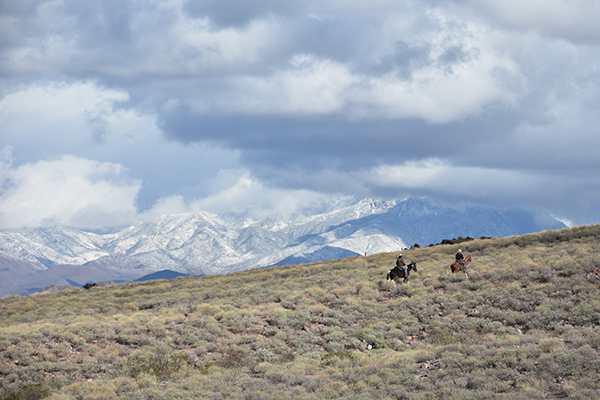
left=1, top=225, right=600, bottom=399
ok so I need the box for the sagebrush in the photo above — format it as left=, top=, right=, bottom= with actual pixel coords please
left=1, top=224, right=600, bottom=399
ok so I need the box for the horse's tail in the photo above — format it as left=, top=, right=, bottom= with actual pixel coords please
left=386, top=270, right=391, bottom=280
left=446, top=263, right=451, bottom=274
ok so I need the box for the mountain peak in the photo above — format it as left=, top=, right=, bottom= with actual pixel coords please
left=0, top=198, right=565, bottom=296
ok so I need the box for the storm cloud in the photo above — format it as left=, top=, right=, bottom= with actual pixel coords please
left=1, top=0, right=599, bottom=229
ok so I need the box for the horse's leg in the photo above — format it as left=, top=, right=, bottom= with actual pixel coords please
left=451, top=264, right=459, bottom=281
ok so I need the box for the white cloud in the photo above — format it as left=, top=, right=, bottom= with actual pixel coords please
left=468, top=0, right=600, bottom=41
left=195, top=44, right=522, bottom=122
left=174, top=16, right=282, bottom=73
left=193, top=172, right=325, bottom=218
left=0, top=81, right=131, bottom=145
left=350, top=61, right=521, bottom=123
left=177, top=10, right=526, bottom=122
left=356, top=159, right=600, bottom=224
left=143, top=195, right=190, bottom=217
left=2, top=0, right=600, bottom=227
left=0, top=82, right=127, bottom=121
left=0, top=0, right=285, bottom=78
left=215, top=55, right=356, bottom=115
left=0, top=80, right=169, bottom=169
left=0, top=1, right=531, bottom=123
left=141, top=170, right=330, bottom=221
left=362, top=159, right=548, bottom=198
left=0, top=151, right=314, bottom=229
left=0, top=150, right=141, bottom=230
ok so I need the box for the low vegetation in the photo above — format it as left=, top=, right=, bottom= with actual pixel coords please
left=1, top=224, right=600, bottom=399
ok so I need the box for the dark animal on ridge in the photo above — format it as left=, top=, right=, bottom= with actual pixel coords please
left=386, top=262, right=418, bottom=284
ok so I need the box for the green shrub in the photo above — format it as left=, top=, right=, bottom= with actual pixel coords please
left=217, top=346, right=255, bottom=369
left=126, top=345, right=188, bottom=379
left=321, top=349, right=359, bottom=366
left=2, top=225, right=600, bottom=399
left=1, top=383, right=51, bottom=400
left=570, top=300, right=600, bottom=325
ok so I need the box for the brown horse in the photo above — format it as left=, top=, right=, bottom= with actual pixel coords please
left=446, top=254, right=471, bottom=278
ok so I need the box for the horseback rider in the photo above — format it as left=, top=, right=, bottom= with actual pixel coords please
left=455, top=249, right=466, bottom=271
left=396, top=254, right=408, bottom=277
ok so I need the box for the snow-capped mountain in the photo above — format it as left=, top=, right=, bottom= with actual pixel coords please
left=0, top=198, right=566, bottom=296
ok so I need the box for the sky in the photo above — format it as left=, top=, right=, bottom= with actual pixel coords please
left=1, top=0, right=600, bottom=230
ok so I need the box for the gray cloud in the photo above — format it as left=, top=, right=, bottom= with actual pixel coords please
left=462, top=0, right=600, bottom=43
left=1, top=0, right=600, bottom=227
left=183, top=0, right=304, bottom=28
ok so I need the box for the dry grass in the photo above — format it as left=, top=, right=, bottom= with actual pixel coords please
left=1, top=224, right=600, bottom=399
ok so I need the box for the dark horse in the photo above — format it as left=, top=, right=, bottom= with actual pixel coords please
left=387, top=262, right=418, bottom=284
left=447, top=254, right=472, bottom=278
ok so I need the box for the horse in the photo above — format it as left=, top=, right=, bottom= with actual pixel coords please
left=387, top=262, right=418, bottom=284
left=446, top=254, right=472, bottom=278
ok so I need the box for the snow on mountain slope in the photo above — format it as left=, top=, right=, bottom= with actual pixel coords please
left=0, top=197, right=566, bottom=296
left=0, top=227, right=109, bottom=268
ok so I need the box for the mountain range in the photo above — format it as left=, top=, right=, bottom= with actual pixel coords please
left=0, top=197, right=566, bottom=296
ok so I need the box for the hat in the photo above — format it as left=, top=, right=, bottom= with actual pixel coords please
left=398, top=254, right=403, bottom=257
left=457, top=249, right=462, bottom=252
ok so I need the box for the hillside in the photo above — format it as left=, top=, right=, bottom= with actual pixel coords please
left=0, top=197, right=566, bottom=297
left=1, top=224, right=600, bottom=399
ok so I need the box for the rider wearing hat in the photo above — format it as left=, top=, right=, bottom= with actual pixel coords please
left=456, top=249, right=466, bottom=271
left=396, top=254, right=408, bottom=277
